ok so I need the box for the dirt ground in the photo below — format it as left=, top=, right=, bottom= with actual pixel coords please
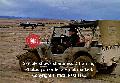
left=0, top=27, right=120, bottom=83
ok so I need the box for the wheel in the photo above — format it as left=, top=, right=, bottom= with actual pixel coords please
left=32, top=26, right=34, bottom=30
left=73, top=55, right=96, bottom=78
left=19, top=52, right=40, bottom=72
left=97, top=63, right=117, bottom=74
left=23, top=26, right=26, bottom=29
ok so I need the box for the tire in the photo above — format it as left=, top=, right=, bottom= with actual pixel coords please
left=73, top=55, right=96, bottom=78
left=97, top=63, right=117, bottom=74
left=23, top=26, right=26, bottom=29
left=19, top=52, right=40, bottom=72
left=32, top=26, right=34, bottom=30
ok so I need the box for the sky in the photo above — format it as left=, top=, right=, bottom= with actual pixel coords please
left=0, top=0, right=120, bottom=20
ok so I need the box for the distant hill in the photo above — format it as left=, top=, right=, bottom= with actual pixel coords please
left=0, top=16, right=25, bottom=19
left=0, top=16, right=63, bottom=20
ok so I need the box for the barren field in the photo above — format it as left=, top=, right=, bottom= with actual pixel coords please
left=0, top=27, right=120, bottom=83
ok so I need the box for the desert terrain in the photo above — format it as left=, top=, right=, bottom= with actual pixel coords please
left=0, top=20, right=120, bottom=83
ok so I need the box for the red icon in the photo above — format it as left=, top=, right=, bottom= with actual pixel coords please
left=26, top=33, right=41, bottom=48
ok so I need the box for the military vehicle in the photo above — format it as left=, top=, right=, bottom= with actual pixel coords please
left=19, top=22, right=45, bottom=29
left=16, top=20, right=120, bottom=78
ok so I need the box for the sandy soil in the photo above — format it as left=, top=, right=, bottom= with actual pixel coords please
left=0, top=27, right=120, bottom=83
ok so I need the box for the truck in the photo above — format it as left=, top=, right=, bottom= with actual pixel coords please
left=16, top=20, right=120, bottom=78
